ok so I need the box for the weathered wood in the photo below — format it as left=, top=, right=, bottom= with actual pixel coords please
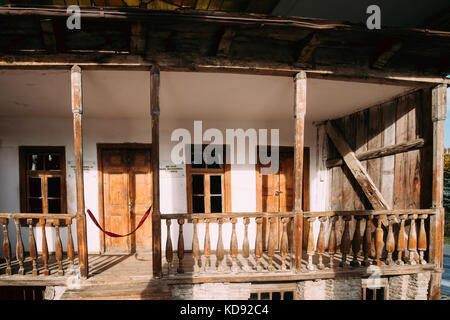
left=351, top=216, right=362, bottom=267
left=165, top=220, right=173, bottom=273
left=325, top=121, right=391, bottom=215
left=267, top=217, right=276, bottom=271
left=40, top=19, right=57, bottom=53
left=130, top=21, right=147, bottom=54
left=255, top=217, right=263, bottom=271
left=176, top=219, right=185, bottom=274
left=1, top=218, right=11, bottom=275
left=374, top=215, right=384, bottom=266
left=151, top=65, right=162, bottom=278
left=242, top=218, right=250, bottom=271
left=27, top=219, right=38, bottom=276
left=371, top=40, right=403, bottom=69
left=328, top=216, right=337, bottom=268
left=192, top=219, right=200, bottom=273
left=280, top=217, right=289, bottom=270
left=304, top=208, right=436, bottom=218
left=385, top=215, right=395, bottom=266
left=71, top=65, right=88, bottom=279
left=216, top=218, right=225, bottom=272
left=396, top=214, right=407, bottom=265
left=54, top=220, right=64, bottom=276
left=408, top=214, right=418, bottom=265
left=14, top=219, right=24, bottom=275
left=340, top=217, right=351, bottom=267
left=418, top=214, right=428, bottom=264
left=216, top=27, right=236, bottom=57
left=316, top=217, right=326, bottom=269
left=66, top=219, right=75, bottom=275
left=393, top=95, right=408, bottom=210
left=293, top=71, right=306, bottom=272
left=363, top=216, right=373, bottom=266
left=203, top=218, right=211, bottom=271
left=326, top=139, right=425, bottom=168
left=296, top=32, right=320, bottom=64
left=40, top=218, right=49, bottom=276
left=306, top=217, right=315, bottom=270
left=429, top=84, right=447, bottom=300
left=230, top=218, right=238, bottom=272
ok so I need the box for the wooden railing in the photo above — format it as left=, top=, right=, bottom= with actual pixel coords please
left=160, top=212, right=295, bottom=275
left=303, top=209, right=436, bottom=270
left=0, top=213, right=78, bottom=277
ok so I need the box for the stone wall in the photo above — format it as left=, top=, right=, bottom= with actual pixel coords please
left=170, top=282, right=252, bottom=300
left=389, top=272, right=431, bottom=300
left=297, top=277, right=362, bottom=300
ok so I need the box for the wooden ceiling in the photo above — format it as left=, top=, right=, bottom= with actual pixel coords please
left=4, top=0, right=280, bottom=13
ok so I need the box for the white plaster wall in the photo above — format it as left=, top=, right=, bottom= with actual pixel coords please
left=0, top=115, right=325, bottom=255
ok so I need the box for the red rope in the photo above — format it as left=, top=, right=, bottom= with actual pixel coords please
left=86, top=206, right=152, bottom=238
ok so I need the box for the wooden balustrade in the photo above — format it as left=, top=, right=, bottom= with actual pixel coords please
left=302, top=209, right=436, bottom=270
left=161, top=212, right=295, bottom=275
left=0, top=213, right=78, bottom=277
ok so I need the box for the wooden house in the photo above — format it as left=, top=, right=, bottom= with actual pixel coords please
left=0, top=1, right=449, bottom=300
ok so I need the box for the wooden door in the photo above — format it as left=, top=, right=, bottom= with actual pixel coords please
left=101, top=147, right=152, bottom=254
left=257, top=147, right=309, bottom=250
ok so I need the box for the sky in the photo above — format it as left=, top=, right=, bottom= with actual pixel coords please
left=445, top=88, right=450, bottom=149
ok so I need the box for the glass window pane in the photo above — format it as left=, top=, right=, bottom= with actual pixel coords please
left=29, top=198, right=43, bottom=213
left=191, top=147, right=205, bottom=168
left=28, top=177, right=42, bottom=197
left=210, top=196, right=222, bottom=213
left=192, top=175, right=204, bottom=195
left=47, top=177, right=61, bottom=198
left=192, top=196, right=205, bottom=213
left=272, top=292, right=281, bottom=300
left=45, top=153, right=61, bottom=170
left=206, top=148, right=223, bottom=169
left=48, top=199, right=61, bottom=213
left=28, top=154, right=44, bottom=170
left=249, top=293, right=258, bottom=300
left=283, top=291, right=294, bottom=300
left=210, top=175, right=222, bottom=194
left=260, top=292, right=270, bottom=300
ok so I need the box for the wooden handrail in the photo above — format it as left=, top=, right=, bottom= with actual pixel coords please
left=0, top=213, right=78, bottom=219
left=303, top=209, right=436, bottom=218
left=160, top=212, right=295, bottom=220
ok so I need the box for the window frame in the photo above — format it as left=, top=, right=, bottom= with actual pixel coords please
left=186, top=144, right=231, bottom=214
left=19, top=146, right=67, bottom=215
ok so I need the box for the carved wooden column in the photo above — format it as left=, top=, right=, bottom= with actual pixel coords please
left=151, top=65, right=162, bottom=278
left=293, top=71, right=306, bottom=272
left=71, top=65, right=88, bottom=279
left=429, top=84, right=446, bottom=299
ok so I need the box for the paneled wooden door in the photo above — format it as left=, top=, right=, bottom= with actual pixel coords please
left=100, top=146, right=152, bottom=254
left=257, top=147, right=309, bottom=250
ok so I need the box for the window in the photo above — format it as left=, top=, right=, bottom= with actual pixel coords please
left=19, top=147, right=67, bottom=214
left=249, top=283, right=297, bottom=300
left=186, top=145, right=230, bottom=213
left=361, top=278, right=389, bottom=300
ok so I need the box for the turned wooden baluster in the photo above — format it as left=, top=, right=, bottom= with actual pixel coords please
left=27, top=219, right=38, bottom=276
left=230, top=218, right=238, bottom=272
left=385, top=215, right=396, bottom=266
left=306, top=217, right=316, bottom=270
left=2, top=218, right=11, bottom=275
left=14, top=219, right=24, bottom=275
left=66, top=219, right=75, bottom=275
left=351, top=216, right=362, bottom=267
left=408, top=214, right=418, bottom=265
left=40, top=218, right=49, bottom=275
left=165, top=219, right=173, bottom=273
left=363, top=216, right=373, bottom=266
left=216, top=218, right=225, bottom=271
left=267, top=217, right=276, bottom=271
left=396, top=214, right=407, bottom=265
left=316, top=217, right=326, bottom=270
left=177, top=218, right=185, bottom=273
left=242, top=218, right=250, bottom=271
left=255, top=217, right=263, bottom=271
left=192, top=219, right=200, bottom=272
left=418, top=214, right=428, bottom=264
left=328, top=216, right=337, bottom=269
left=280, top=217, right=289, bottom=270
left=340, top=216, right=351, bottom=268
left=374, top=215, right=384, bottom=266
left=54, top=220, right=64, bottom=276
left=203, top=218, right=211, bottom=271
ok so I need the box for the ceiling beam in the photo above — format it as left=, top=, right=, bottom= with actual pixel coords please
left=130, top=21, right=147, bottom=55
left=215, top=27, right=236, bottom=57
left=296, top=32, right=320, bottom=65
left=40, top=19, right=57, bottom=53
left=371, top=40, right=403, bottom=70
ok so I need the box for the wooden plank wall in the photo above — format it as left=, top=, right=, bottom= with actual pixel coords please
left=327, top=88, right=433, bottom=214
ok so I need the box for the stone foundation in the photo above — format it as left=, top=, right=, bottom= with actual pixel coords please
left=170, top=282, right=252, bottom=300
left=389, top=272, right=431, bottom=300
left=297, top=277, right=362, bottom=300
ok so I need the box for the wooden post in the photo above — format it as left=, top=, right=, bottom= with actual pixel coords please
left=71, top=65, right=88, bottom=279
left=429, top=84, right=447, bottom=300
left=151, top=65, right=162, bottom=278
left=294, top=71, right=306, bottom=272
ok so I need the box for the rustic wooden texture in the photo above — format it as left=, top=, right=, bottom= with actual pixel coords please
left=177, top=218, right=185, bottom=274
left=293, top=71, right=306, bottom=272
left=165, top=220, right=173, bottom=273
left=71, top=65, right=88, bottom=279
left=27, top=219, right=38, bottom=276
left=429, top=84, right=447, bottom=300
left=14, top=219, right=24, bottom=275
left=1, top=218, right=11, bottom=275
left=151, top=65, right=162, bottom=278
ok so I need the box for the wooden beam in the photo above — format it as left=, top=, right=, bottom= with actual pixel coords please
left=428, top=83, right=447, bottom=300
left=325, top=121, right=391, bottom=212
left=326, top=138, right=425, bottom=168
left=293, top=71, right=306, bottom=272
left=130, top=21, right=147, bottom=55
left=151, top=65, right=162, bottom=278
left=71, top=65, right=88, bottom=279
left=40, top=19, right=57, bottom=53
left=371, top=40, right=403, bottom=70
left=296, top=32, right=320, bottom=65
left=216, top=28, right=236, bottom=57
